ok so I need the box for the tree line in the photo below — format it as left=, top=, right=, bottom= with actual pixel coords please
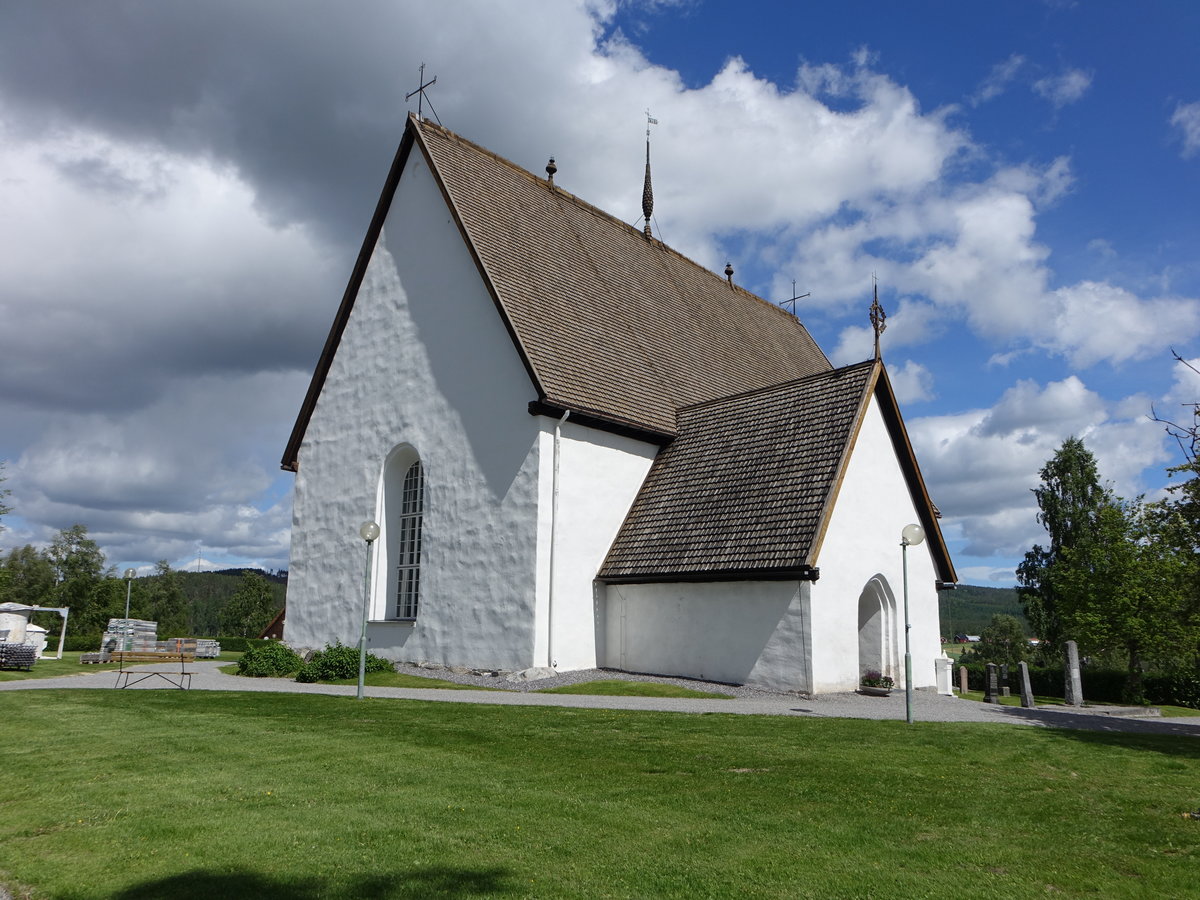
left=0, top=523, right=284, bottom=645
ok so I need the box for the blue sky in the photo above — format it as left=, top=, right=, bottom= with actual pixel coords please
left=1, top=1, right=1197, bottom=586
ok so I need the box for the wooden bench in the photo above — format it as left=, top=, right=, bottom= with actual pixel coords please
left=113, top=650, right=194, bottom=690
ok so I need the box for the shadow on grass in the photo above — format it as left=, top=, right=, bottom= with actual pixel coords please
left=111, top=865, right=518, bottom=899
left=990, top=705, right=1200, bottom=755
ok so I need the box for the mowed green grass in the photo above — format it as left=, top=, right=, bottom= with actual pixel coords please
left=0, top=691, right=1196, bottom=899
left=537, top=679, right=733, bottom=699
left=0, top=651, right=120, bottom=681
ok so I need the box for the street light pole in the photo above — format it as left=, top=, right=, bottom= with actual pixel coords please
left=123, top=568, right=137, bottom=651
left=357, top=521, right=380, bottom=700
left=900, top=523, right=926, bottom=725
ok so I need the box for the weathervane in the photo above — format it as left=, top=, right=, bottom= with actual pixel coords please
left=782, top=279, right=811, bottom=317
left=642, top=109, right=658, bottom=238
left=406, top=63, right=441, bottom=124
left=869, top=275, right=887, bottom=360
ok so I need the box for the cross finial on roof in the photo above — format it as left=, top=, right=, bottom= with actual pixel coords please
left=405, top=63, right=441, bottom=125
left=782, top=279, right=811, bottom=317
left=642, top=110, right=658, bottom=238
left=869, top=275, right=887, bottom=360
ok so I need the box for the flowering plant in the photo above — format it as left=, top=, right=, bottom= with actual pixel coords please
left=860, top=669, right=894, bottom=689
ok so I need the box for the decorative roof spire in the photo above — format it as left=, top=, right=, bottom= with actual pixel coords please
left=642, top=110, right=658, bottom=238
left=546, top=157, right=557, bottom=187
left=869, top=276, right=887, bottom=360
left=725, top=261, right=734, bottom=286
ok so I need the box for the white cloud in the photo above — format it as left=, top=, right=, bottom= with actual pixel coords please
left=909, top=376, right=1170, bottom=557
left=1170, top=101, right=1200, bottom=158
left=971, top=54, right=1025, bottom=105
left=1040, top=282, right=1200, bottom=368
left=888, top=360, right=935, bottom=405
left=1033, top=68, right=1093, bottom=108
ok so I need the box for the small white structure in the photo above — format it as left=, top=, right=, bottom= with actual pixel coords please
left=281, top=116, right=957, bottom=694
left=0, top=602, right=70, bottom=660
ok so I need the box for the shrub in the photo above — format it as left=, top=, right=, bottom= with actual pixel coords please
left=296, top=642, right=394, bottom=683
left=216, top=637, right=274, bottom=654
left=237, top=642, right=304, bottom=678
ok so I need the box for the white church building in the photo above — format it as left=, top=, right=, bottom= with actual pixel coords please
left=281, top=114, right=957, bottom=694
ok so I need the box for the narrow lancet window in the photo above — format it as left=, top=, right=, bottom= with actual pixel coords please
left=395, top=460, right=424, bottom=619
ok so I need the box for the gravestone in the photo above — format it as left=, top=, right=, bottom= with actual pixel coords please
left=984, top=663, right=1000, bottom=704
left=1000, top=663, right=1010, bottom=697
left=1018, top=660, right=1035, bottom=708
left=959, top=665, right=969, bottom=695
left=1064, top=640, right=1083, bottom=707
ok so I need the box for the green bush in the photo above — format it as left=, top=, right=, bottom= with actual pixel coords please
left=296, top=642, right=393, bottom=683
left=237, top=642, right=304, bottom=678
left=216, top=637, right=274, bottom=653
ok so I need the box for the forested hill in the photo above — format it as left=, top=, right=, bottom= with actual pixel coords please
left=169, top=569, right=286, bottom=637
left=940, top=584, right=1026, bottom=638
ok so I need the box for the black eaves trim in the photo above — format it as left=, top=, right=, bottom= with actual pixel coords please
left=528, top=401, right=674, bottom=446
left=599, top=566, right=820, bottom=585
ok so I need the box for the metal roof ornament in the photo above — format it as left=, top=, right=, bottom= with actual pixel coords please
left=546, top=157, right=557, bottom=187
left=870, top=277, right=887, bottom=360
left=725, top=261, right=734, bottom=286
left=405, top=63, right=441, bottom=125
left=642, top=110, right=657, bottom=238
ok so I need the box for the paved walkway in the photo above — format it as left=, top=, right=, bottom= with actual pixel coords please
left=2, top=661, right=1198, bottom=737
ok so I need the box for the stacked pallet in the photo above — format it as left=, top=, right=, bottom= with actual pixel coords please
left=102, top=618, right=157, bottom=652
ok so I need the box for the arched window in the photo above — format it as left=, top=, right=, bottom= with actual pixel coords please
left=394, top=460, right=424, bottom=619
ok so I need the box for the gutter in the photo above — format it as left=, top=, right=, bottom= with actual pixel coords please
left=547, top=409, right=570, bottom=668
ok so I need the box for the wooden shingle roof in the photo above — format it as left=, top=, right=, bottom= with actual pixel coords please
left=282, top=115, right=830, bottom=467
left=600, top=360, right=957, bottom=583
left=599, top=361, right=877, bottom=581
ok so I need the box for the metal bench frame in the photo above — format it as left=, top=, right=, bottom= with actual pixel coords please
left=113, top=651, right=194, bottom=690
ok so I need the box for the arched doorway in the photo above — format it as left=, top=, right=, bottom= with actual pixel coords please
left=857, top=576, right=899, bottom=683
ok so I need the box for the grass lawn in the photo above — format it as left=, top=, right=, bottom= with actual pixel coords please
left=0, top=652, right=119, bottom=681
left=218, top=665, right=495, bottom=690
left=0, top=691, right=1196, bottom=899
left=1, top=651, right=245, bottom=682
left=957, top=690, right=1200, bottom=718
left=536, top=679, right=733, bottom=699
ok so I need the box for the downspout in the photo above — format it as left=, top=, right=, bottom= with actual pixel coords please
left=547, top=409, right=570, bottom=668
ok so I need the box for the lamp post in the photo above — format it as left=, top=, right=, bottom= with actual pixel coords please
left=357, top=521, right=380, bottom=700
left=123, top=568, right=137, bottom=651
left=900, top=523, right=925, bottom=725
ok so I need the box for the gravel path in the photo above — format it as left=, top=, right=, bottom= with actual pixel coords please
left=2, top=660, right=1198, bottom=737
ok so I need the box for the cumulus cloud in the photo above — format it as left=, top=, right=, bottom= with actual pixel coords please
left=909, top=376, right=1171, bottom=558
left=0, top=1, right=1192, bottom=583
left=1171, top=101, right=1200, bottom=158
left=887, top=360, right=935, bottom=405
left=1033, top=67, right=1093, bottom=108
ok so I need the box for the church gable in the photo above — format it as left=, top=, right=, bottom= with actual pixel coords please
left=599, top=361, right=876, bottom=582
left=599, top=359, right=956, bottom=586
left=284, top=115, right=834, bottom=469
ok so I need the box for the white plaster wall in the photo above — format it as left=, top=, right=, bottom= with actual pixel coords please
left=600, top=581, right=813, bottom=691
left=532, top=423, right=658, bottom=671
left=810, top=395, right=943, bottom=692
left=287, top=149, right=543, bottom=671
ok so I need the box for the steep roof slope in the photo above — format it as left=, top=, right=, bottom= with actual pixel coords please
left=283, top=116, right=830, bottom=467
left=417, top=119, right=831, bottom=435
left=599, top=360, right=957, bottom=584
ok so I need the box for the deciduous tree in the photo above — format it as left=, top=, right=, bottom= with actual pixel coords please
left=1017, top=437, right=1111, bottom=651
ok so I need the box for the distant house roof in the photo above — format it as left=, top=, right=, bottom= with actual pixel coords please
left=600, top=360, right=956, bottom=584
left=283, top=115, right=830, bottom=467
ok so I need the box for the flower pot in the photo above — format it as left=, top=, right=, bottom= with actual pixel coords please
left=858, top=685, right=892, bottom=697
